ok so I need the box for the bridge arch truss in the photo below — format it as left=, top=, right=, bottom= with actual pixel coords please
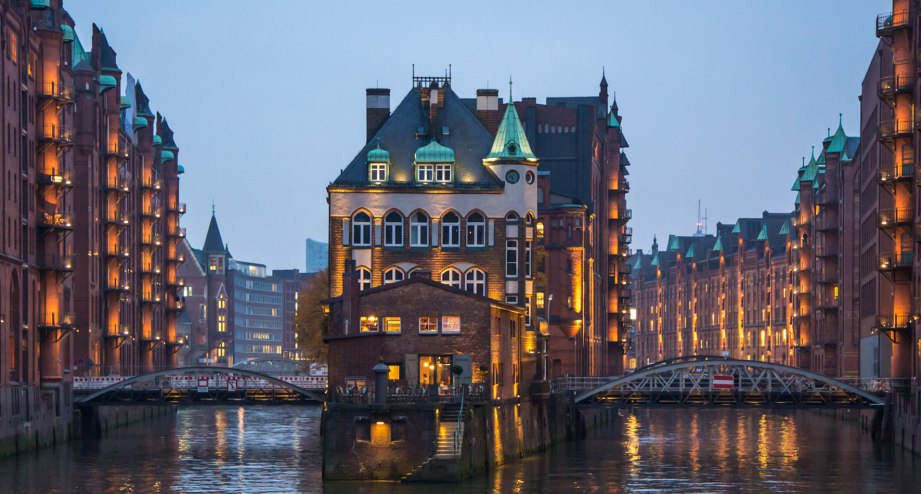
left=573, top=357, right=885, bottom=407
left=77, top=366, right=325, bottom=404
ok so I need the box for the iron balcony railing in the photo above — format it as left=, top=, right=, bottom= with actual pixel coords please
left=104, top=211, right=130, bottom=226
left=37, top=169, right=73, bottom=188
left=876, top=314, right=912, bottom=331
left=105, top=175, right=131, bottom=193
left=168, top=226, right=187, bottom=238
left=140, top=178, right=162, bottom=190
left=37, top=312, right=76, bottom=330
left=878, top=74, right=914, bottom=99
left=878, top=252, right=914, bottom=270
left=879, top=119, right=913, bottom=140
left=878, top=208, right=913, bottom=227
left=105, top=277, right=130, bottom=292
left=39, top=124, right=72, bottom=145
left=141, top=234, right=163, bottom=246
left=37, top=81, right=74, bottom=102
left=39, top=211, right=72, bottom=231
left=140, top=263, right=162, bottom=275
left=879, top=162, right=915, bottom=183
left=877, top=11, right=911, bottom=37
left=39, top=254, right=73, bottom=272
left=105, top=243, right=131, bottom=258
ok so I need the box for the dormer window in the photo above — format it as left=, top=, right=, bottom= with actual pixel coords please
left=417, top=164, right=434, bottom=183
left=369, top=162, right=388, bottom=182
left=435, top=164, right=452, bottom=183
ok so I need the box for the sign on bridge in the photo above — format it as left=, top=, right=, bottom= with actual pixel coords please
left=712, top=375, right=734, bottom=390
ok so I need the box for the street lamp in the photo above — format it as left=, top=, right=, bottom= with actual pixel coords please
left=544, top=294, right=553, bottom=381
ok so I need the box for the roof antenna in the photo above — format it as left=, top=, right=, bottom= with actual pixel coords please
left=509, top=76, right=513, bottom=103
left=695, top=200, right=703, bottom=236
left=211, top=200, right=215, bottom=216
left=412, top=63, right=415, bottom=85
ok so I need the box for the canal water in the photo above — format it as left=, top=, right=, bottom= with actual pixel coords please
left=1, top=406, right=918, bottom=493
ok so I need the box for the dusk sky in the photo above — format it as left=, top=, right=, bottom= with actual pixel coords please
left=66, top=1, right=885, bottom=271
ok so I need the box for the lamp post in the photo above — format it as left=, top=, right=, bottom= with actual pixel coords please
left=544, top=294, right=553, bottom=381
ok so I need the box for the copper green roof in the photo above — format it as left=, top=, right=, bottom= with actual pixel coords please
left=826, top=115, right=849, bottom=155
left=160, top=150, right=175, bottom=162
left=72, top=32, right=90, bottom=68
left=135, top=81, right=153, bottom=117
left=731, top=222, right=741, bottom=234
left=607, top=111, right=620, bottom=128
left=30, top=0, right=49, bottom=9
left=791, top=173, right=802, bottom=191
left=177, top=165, right=185, bottom=174
left=133, top=116, right=148, bottom=131
left=779, top=219, right=791, bottom=235
left=795, top=191, right=801, bottom=206
left=414, top=140, right=454, bottom=163
left=120, top=96, right=131, bottom=109
left=686, top=244, right=695, bottom=258
left=712, top=237, right=723, bottom=252
left=756, top=224, right=769, bottom=241
left=98, top=75, right=117, bottom=93
left=61, top=25, right=74, bottom=43
left=485, top=102, right=537, bottom=161
left=651, top=252, right=660, bottom=266
left=667, top=235, right=679, bottom=251
left=152, top=135, right=163, bottom=146
left=97, top=27, right=120, bottom=72
left=801, top=151, right=819, bottom=182
left=367, top=145, right=390, bottom=162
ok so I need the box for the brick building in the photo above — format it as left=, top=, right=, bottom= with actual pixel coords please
left=631, top=212, right=794, bottom=369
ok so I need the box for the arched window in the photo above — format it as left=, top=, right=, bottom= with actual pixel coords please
left=505, top=212, right=519, bottom=223
left=464, top=268, right=486, bottom=296
left=352, top=212, right=372, bottom=246
left=383, top=267, right=405, bottom=284
left=525, top=212, right=534, bottom=225
left=357, top=267, right=371, bottom=291
left=466, top=212, right=486, bottom=247
left=384, top=212, right=403, bottom=247
left=441, top=212, right=460, bottom=247
left=410, top=212, right=429, bottom=247
left=441, top=268, right=462, bottom=289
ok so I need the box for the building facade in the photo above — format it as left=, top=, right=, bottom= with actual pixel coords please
left=305, top=237, right=328, bottom=274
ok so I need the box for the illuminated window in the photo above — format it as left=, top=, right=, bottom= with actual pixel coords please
left=441, top=316, right=461, bottom=334
left=183, top=286, right=193, bottom=297
left=441, top=268, right=461, bottom=289
left=410, top=212, right=429, bottom=247
left=360, top=316, right=379, bottom=333
left=8, top=32, right=17, bottom=64
left=384, top=212, right=403, bottom=247
left=525, top=296, right=532, bottom=327
left=217, top=341, right=226, bottom=357
left=218, top=296, right=226, bottom=309
left=357, top=267, right=371, bottom=291
left=419, top=316, right=438, bottom=334
left=536, top=292, right=545, bottom=309
left=506, top=240, right=518, bottom=278
left=466, top=213, right=486, bottom=247
left=441, top=212, right=460, bottom=247
left=209, top=255, right=224, bottom=273
left=536, top=222, right=544, bottom=238
left=416, top=164, right=434, bottom=182
left=217, top=315, right=227, bottom=333
left=384, top=317, right=401, bottom=334
left=352, top=212, right=372, bottom=246
left=383, top=267, right=405, bottom=284
left=369, top=162, right=388, bottom=182
left=435, top=164, right=452, bottom=183
left=387, top=364, right=401, bottom=381
left=464, top=268, right=486, bottom=296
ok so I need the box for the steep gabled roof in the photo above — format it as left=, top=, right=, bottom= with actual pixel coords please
left=135, top=81, right=152, bottom=117
left=332, top=88, right=502, bottom=190
left=95, top=25, right=119, bottom=72
left=202, top=213, right=230, bottom=256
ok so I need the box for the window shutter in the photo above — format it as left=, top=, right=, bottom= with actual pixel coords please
left=431, top=219, right=439, bottom=246
left=342, top=219, right=350, bottom=245
left=404, top=354, right=419, bottom=386
left=488, top=220, right=495, bottom=247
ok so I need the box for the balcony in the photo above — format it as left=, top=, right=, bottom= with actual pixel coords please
left=815, top=219, right=837, bottom=233
left=879, top=162, right=915, bottom=184
left=37, top=81, right=74, bottom=104
left=140, top=263, right=162, bottom=275
left=168, top=226, right=186, bottom=239
left=167, top=277, right=186, bottom=288
left=878, top=74, right=913, bottom=100
left=37, top=169, right=73, bottom=188
left=105, top=277, right=130, bottom=293
left=878, top=208, right=913, bottom=228
left=879, top=119, right=913, bottom=142
left=816, top=246, right=838, bottom=257
left=37, top=312, right=76, bottom=332
left=876, top=314, right=912, bottom=333
left=169, top=299, right=185, bottom=312
left=39, top=254, right=73, bottom=273
left=618, top=288, right=633, bottom=300
left=140, top=178, right=162, bottom=190
left=612, top=209, right=632, bottom=223
left=877, top=11, right=911, bottom=37
left=623, top=226, right=633, bottom=243
left=177, top=203, right=186, bottom=215
left=168, top=251, right=186, bottom=263
left=141, top=206, right=162, bottom=219
left=38, top=124, right=73, bottom=147
left=104, top=176, right=131, bottom=194
left=105, top=141, right=129, bottom=160
left=141, top=234, right=163, bottom=247
left=141, top=291, right=162, bottom=304
left=879, top=252, right=914, bottom=271
left=104, top=211, right=131, bottom=227
left=816, top=300, right=839, bottom=311
left=105, top=244, right=131, bottom=259
left=38, top=212, right=73, bottom=232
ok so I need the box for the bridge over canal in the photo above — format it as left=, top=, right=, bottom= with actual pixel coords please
left=560, top=356, right=886, bottom=408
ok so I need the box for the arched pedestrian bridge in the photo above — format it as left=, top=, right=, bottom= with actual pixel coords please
left=76, top=366, right=326, bottom=405
left=567, top=356, right=885, bottom=408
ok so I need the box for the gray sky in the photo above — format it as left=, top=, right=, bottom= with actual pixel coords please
left=66, top=1, right=885, bottom=270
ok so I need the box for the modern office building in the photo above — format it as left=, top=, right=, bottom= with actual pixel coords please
left=305, top=238, right=328, bottom=273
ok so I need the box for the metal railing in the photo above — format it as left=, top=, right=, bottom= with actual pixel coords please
left=877, top=11, right=910, bottom=36
left=879, top=119, right=913, bottom=140
left=328, top=383, right=487, bottom=404
left=878, top=74, right=913, bottom=98
left=877, top=314, right=912, bottom=330
left=38, top=81, right=74, bottom=101
left=879, top=208, right=913, bottom=226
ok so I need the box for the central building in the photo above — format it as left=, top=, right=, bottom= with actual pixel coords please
left=327, top=76, right=538, bottom=310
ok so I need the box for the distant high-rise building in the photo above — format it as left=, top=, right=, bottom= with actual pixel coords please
left=306, top=238, right=328, bottom=273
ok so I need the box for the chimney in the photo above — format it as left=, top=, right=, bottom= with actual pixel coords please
left=366, top=88, right=390, bottom=142
left=341, top=260, right=360, bottom=335
left=476, top=89, right=500, bottom=134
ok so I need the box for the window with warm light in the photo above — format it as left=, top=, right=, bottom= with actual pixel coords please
left=360, top=316, right=379, bottom=333
left=441, top=316, right=461, bottom=334
left=369, top=162, right=388, bottom=182
left=387, top=365, right=401, bottom=380
left=217, top=315, right=226, bottom=333
left=209, top=255, right=224, bottom=273
left=384, top=317, right=401, bottom=334
left=419, top=316, right=438, bottom=334
left=536, top=292, right=545, bottom=308
left=416, top=164, right=434, bottom=183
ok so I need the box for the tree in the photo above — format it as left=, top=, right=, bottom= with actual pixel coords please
left=294, top=269, right=329, bottom=363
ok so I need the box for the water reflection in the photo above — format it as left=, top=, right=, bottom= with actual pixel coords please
left=0, top=407, right=917, bottom=493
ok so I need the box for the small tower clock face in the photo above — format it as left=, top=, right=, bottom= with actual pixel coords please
left=525, top=171, right=535, bottom=184
left=506, top=170, right=520, bottom=184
